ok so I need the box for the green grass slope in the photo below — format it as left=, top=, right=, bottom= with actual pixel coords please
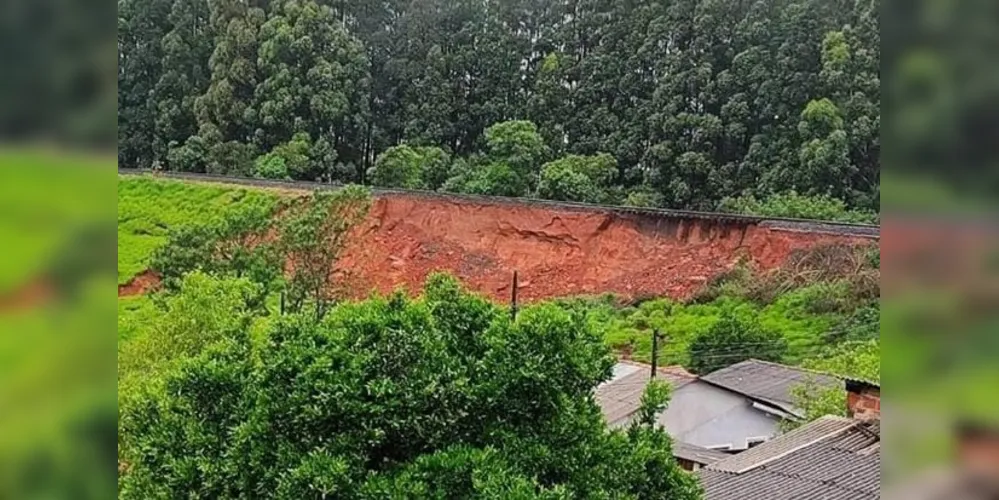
left=117, top=176, right=279, bottom=285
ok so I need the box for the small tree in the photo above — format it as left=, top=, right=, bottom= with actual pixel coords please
left=689, top=312, right=787, bottom=374
left=279, top=186, right=372, bottom=317
left=367, top=145, right=425, bottom=189
left=151, top=206, right=281, bottom=301
left=254, top=132, right=312, bottom=180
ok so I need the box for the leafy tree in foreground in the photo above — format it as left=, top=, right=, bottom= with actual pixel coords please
left=119, top=274, right=702, bottom=499
left=689, top=312, right=788, bottom=375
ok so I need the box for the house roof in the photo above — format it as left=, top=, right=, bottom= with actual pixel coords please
left=697, top=415, right=881, bottom=500
left=700, top=359, right=840, bottom=417
left=672, top=440, right=730, bottom=466
left=595, top=361, right=696, bottom=427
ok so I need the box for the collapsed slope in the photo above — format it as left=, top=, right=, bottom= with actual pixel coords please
left=339, top=193, right=875, bottom=302
left=117, top=174, right=876, bottom=301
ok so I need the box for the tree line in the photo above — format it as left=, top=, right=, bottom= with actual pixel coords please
left=119, top=0, right=879, bottom=213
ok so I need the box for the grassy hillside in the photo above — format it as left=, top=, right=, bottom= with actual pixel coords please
left=0, top=149, right=112, bottom=293
left=117, top=176, right=279, bottom=284
left=116, top=176, right=879, bottom=381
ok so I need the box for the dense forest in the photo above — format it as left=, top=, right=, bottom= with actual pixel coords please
left=118, top=0, right=880, bottom=214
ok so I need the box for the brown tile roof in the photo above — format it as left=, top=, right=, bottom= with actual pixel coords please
left=595, top=361, right=696, bottom=427
left=697, top=416, right=881, bottom=500
left=700, top=359, right=840, bottom=417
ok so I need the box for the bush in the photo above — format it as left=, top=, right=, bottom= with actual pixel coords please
left=537, top=153, right=617, bottom=203
left=688, top=312, right=787, bottom=374
left=367, top=145, right=452, bottom=190
left=119, top=275, right=701, bottom=499
left=254, top=152, right=289, bottom=179
left=719, top=190, right=876, bottom=223
left=255, top=132, right=312, bottom=179
left=150, top=205, right=281, bottom=298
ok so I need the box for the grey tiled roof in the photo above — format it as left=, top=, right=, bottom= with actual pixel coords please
left=700, top=359, right=840, bottom=417
left=698, top=416, right=881, bottom=500
left=595, top=362, right=696, bottom=427
left=672, top=440, right=730, bottom=465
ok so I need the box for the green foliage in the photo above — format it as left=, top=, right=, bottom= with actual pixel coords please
left=119, top=0, right=880, bottom=214
left=445, top=161, right=528, bottom=197
left=537, top=154, right=618, bottom=203
left=253, top=153, right=289, bottom=179
left=624, top=186, right=665, bottom=208
left=119, top=274, right=701, bottom=499
left=688, top=312, right=788, bottom=374
left=150, top=204, right=281, bottom=300
left=117, top=177, right=279, bottom=284
left=720, top=190, right=876, bottom=223
left=484, top=120, right=548, bottom=184
left=166, top=136, right=210, bottom=172
left=254, top=132, right=313, bottom=180
left=278, top=186, right=372, bottom=316
left=118, top=271, right=263, bottom=396
left=784, top=340, right=880, bottom=430
left=368, top=145, right=452, bottom=189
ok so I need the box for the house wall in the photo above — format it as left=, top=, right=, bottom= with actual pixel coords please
left=659, top=381, right=781, bottom=451
left=846, top=382, right=881, bottom=421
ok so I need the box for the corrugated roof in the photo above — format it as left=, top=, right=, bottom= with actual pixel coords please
left=698, top=416, right=881, bottom=500
left=672, top=441, right=730, bottom=465
left=700, top=359, right=840, bottom=417
left=595, top=362, right=696, bottom=427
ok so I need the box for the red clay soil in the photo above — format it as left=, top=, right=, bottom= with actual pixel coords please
left=118, top=270, right=161, bottom=297
left=338, top=194, right=874, bottom=303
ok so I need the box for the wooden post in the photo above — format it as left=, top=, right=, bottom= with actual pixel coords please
left=651, top=328, right=660, bottom=379
left=511, top=271, right=519, bottom=321
left=280, top=291, right=285, bottom=316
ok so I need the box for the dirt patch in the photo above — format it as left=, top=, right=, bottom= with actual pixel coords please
left=0, top=279, right=54, bottom=312
left=338, top=194, right=874, bottom=303
left=118, top=270, right=161, bottom=297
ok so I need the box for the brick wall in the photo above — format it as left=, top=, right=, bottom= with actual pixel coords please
left=846, top=380, right=880, bottom=421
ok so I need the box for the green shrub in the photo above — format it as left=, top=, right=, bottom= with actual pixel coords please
left=119, top=274, right=701, bottom=499
left=719, top=190, right=876, bottom=223
left=117, top=178, right=279, bottom=284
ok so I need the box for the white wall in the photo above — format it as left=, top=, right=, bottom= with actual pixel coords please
left=658, top=381, right=781, bottom=451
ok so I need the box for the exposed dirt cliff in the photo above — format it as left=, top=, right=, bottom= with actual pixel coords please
left=339, top=194, right=875, bottom=303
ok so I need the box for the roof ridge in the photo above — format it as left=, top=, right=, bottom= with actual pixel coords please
left=708, top=415, right=856, bottom=474
left=741, top=358, right=843, bottom=380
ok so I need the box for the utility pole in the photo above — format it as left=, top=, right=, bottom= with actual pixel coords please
left=511, top=270, right=519, bottom=321
left=650, top=328, right=664, bottom=379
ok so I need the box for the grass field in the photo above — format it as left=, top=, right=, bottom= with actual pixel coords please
left=0, top=149, right=112, bottom=293
left=117, top=176, right=280, bottom=284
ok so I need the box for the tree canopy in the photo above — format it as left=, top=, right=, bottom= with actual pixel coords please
left=119, top=274, right=702, bottom=499
left=117, top=0, right=881, bottom=216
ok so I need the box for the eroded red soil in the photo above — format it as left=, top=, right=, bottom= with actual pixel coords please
left=118, top=270, right=161, bottom=297
left=120, top=194, right=873, bottom=301
left=338, top=195, right=873, bottom=303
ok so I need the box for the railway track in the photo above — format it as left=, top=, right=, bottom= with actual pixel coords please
left=118, top=168, right=880, bottom=239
